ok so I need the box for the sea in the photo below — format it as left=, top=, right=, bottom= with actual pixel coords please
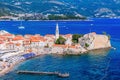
left=0, top=18, right=120, bottom=80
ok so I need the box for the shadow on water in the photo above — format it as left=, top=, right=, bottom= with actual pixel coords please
left=88, top=48, right=111, bottom=56
left=50, top=48, right=110, bottom=58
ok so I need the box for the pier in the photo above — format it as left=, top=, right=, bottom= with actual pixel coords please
left=17, top=70, right=69, bottom=78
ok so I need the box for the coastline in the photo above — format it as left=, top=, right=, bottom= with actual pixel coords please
left=0, top=19, right=92, bottom=22
left=0, top=53, right=44, bottom=77
left=0, top=47, right=111, bottom=77
left=0, top=18, right=120, bottom=22
left=0, top=59, right=24, bottom=76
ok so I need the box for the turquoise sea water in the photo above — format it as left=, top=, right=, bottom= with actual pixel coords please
left=0, top=19, right=120, bottom=80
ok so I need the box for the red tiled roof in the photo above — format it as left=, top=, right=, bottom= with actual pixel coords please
left=0, top=36, right=8, bottom=41
left=53, top=44, right=68, bottom=48
left=16, top=43, right=21, bottom=46
left=69, top=46, right=76, bottom=48
left=30, top=36, right=40, bottom=42
left=13, top=35, right=24, bottom=41
left=30, top=36, right=46, bottom=42
left=0, top=41, right=3, bottom=44
left=24, top=38, right=30, bottom=42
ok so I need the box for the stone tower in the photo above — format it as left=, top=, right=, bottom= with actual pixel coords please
left=55, top=23, right=59, bottom=40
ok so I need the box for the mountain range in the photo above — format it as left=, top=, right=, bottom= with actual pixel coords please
left=0, top=0, right=120, bottom=18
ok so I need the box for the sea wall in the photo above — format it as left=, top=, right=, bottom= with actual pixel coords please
left=90, top=35, right=111, bottom=50
left=79, top=33, right=111, bottom=51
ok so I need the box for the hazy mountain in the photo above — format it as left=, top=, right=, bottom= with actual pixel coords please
left=0, top=0, right=120, bottom=18
left=0, top=2, right=24, bottom=16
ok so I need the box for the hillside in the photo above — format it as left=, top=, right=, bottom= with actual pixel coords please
left=0, top=2, right=24, bottom=16
left=0, top=0, right=120, bottom=19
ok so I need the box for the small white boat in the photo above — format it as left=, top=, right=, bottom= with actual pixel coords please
left=18, top=21, right=25, bottom=29
left=18, top=26, right=25, bottom=29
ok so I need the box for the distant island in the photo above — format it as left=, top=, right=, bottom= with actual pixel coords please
left=0, top=23, right=111, bottom=76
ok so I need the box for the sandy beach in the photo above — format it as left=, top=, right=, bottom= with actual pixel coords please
left=0, top=53, right=45, bottom=77
left=0, top=60, right=23, bottom=76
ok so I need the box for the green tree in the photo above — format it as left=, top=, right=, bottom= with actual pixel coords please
left=48, top=14, right=86, bottom=20
left=102, top=31, right=107, bottom=35
left=72, top=34, right=83, bottom=43
left=102, top=31, right=111, bottom=40
left=107, top=34, right=111, bottom=40
left=85, top=43, right=89, bottom=48
left=55, top=36, right=66, bottom=44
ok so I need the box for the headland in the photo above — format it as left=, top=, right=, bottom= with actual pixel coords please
left=0, top=23, right=111, bottom=76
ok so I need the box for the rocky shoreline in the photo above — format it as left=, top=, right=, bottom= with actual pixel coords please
left=0, top=46, right=112, bottom=77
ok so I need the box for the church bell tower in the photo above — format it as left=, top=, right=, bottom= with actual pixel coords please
left=55, top=23, right=59, bottom=40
